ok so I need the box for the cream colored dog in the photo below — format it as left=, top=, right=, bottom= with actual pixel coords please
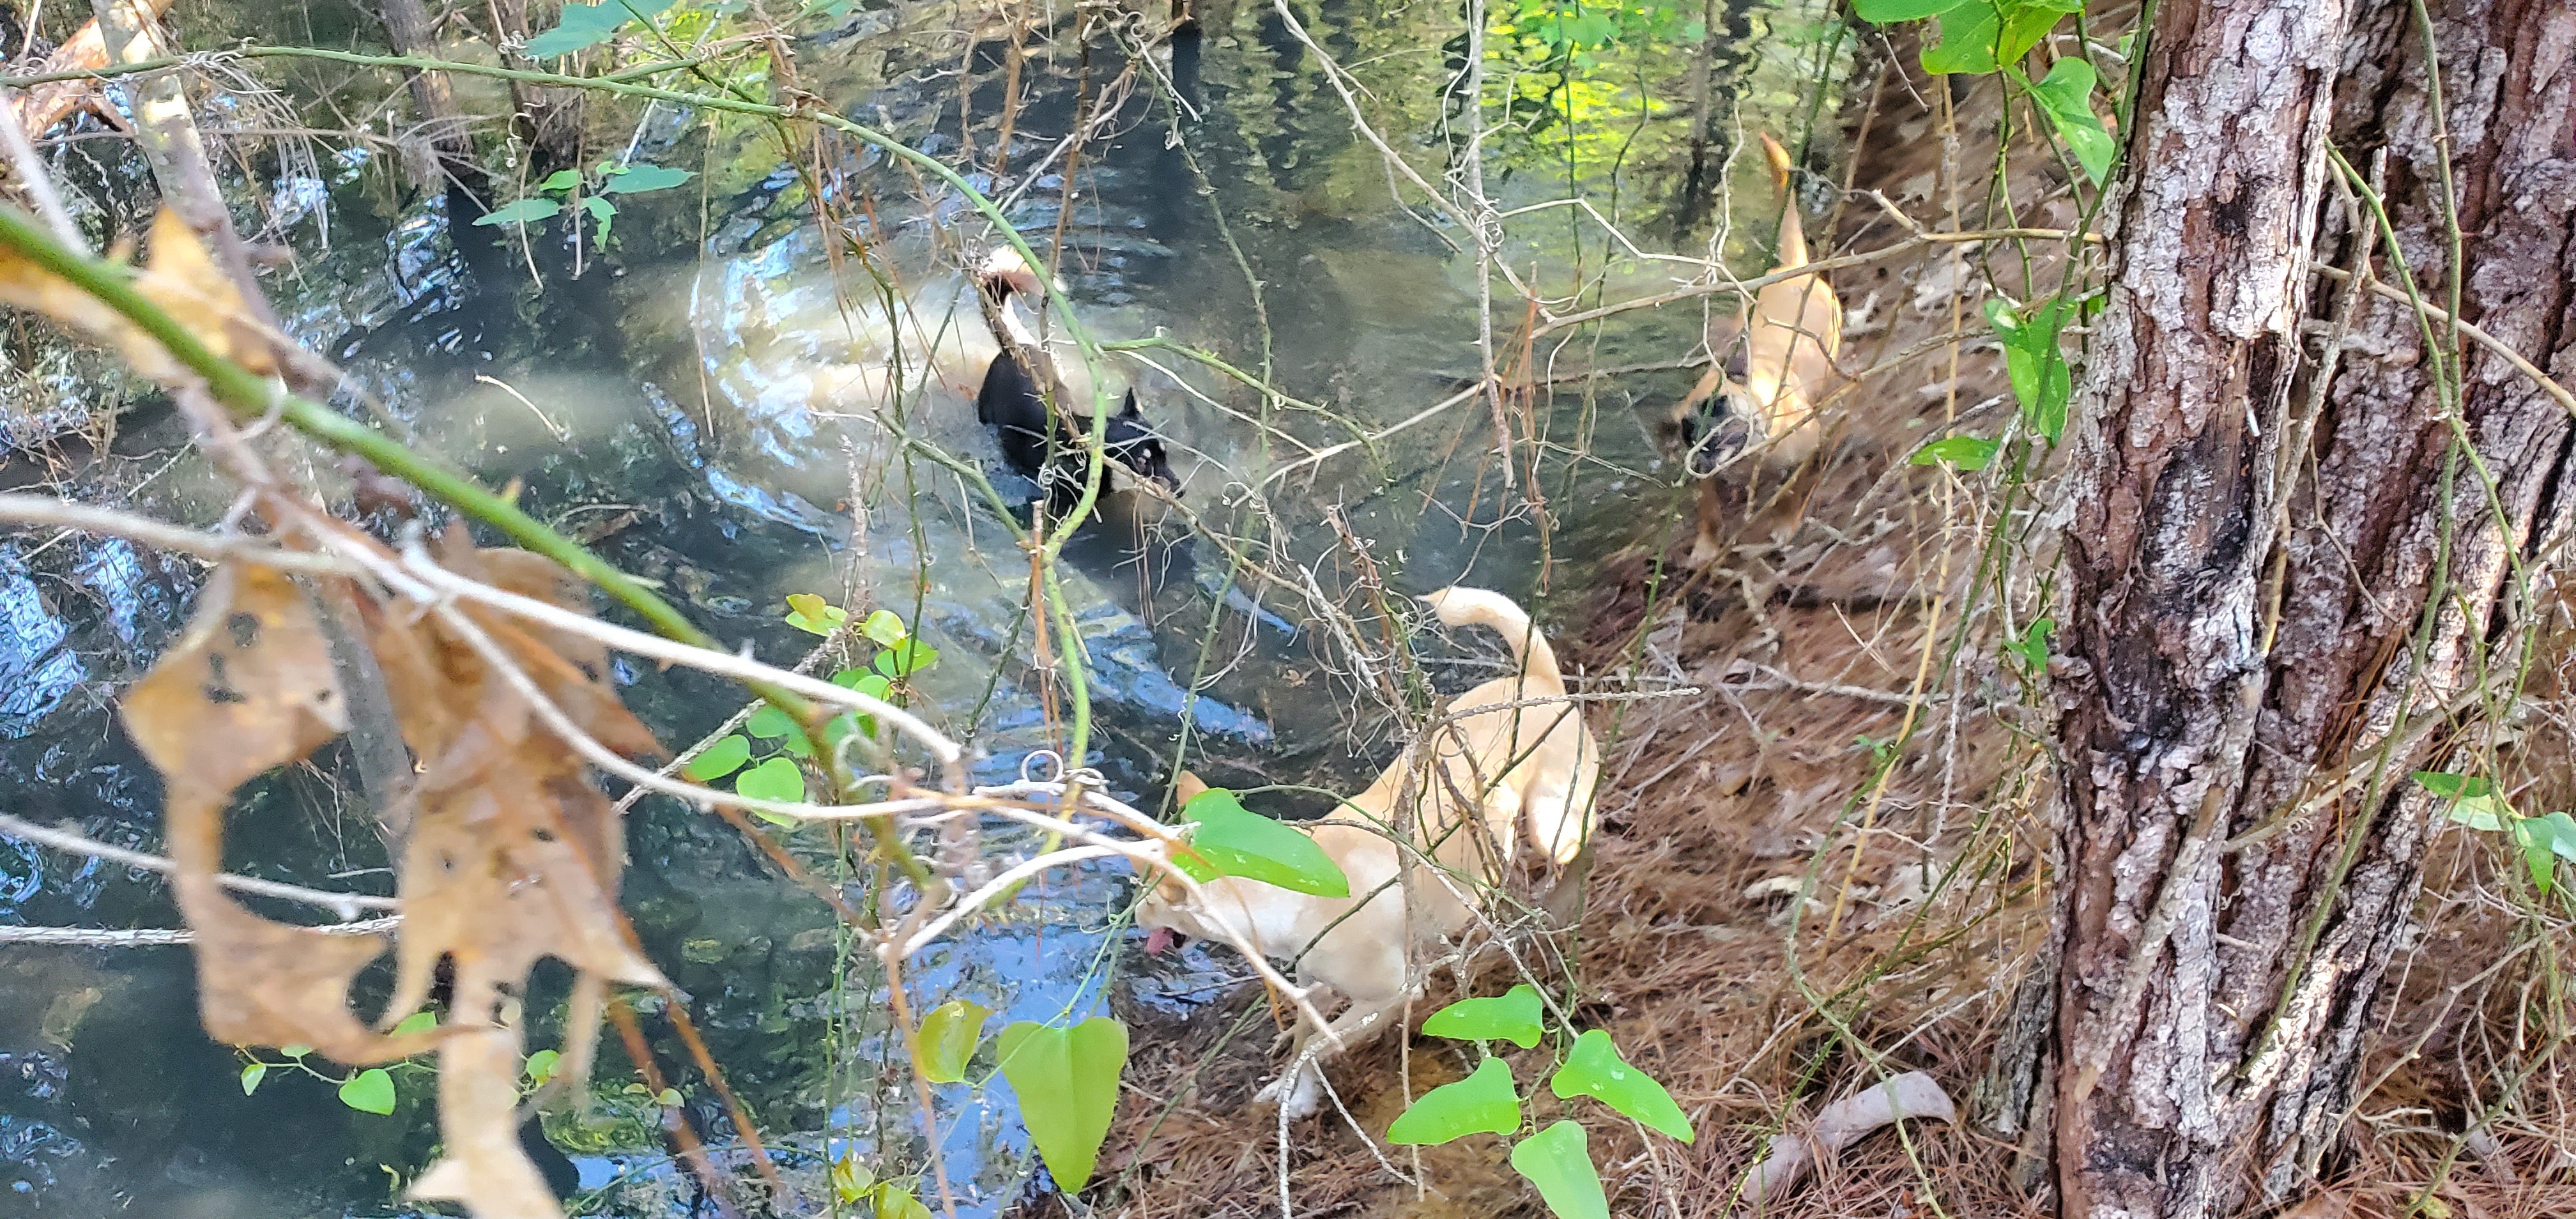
left=1670, top=133, right=1844, bottom=565
left=1136, top=586, right=1600, bottom=1117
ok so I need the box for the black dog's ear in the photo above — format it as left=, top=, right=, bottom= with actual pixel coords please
left=1119, top=389, right=1140, bottom=419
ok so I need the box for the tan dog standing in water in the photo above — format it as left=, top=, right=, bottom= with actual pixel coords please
left=1670, top=132, right=1844, bottom=565
left=1135, top=587, right=1599, bottom=1117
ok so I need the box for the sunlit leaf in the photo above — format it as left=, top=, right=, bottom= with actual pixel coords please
left=1510, top=1119, right=1611, bottom=1219
left=391, top=1010, right=438, bottom=1037
left=683, top=734, right=753, bottom=781
left=873, top=1184, right=933, bottom=1219
left=280, top=1044, right=311, bottom=1059
left=240, top=1062, right=266, bottom=1095
left=1423, top=984, right=1545, bottom=1048
left=2028, top=58, right=2117, bottom=185
left=339, top=1068, right=398, bottom=1115
left=525, top=1049, right=560, bottom=1084
left=1852, top=0, right=1968, bottom=20
left=1171, top=788, right=1350, bottom=897
left=537, top=169, right=582, bottom=194
left=1919, top=0, right=2000, bottom=73
left=1985, top=296, right=2073, bottom=441
left=1387, top=1057, right=1521, bottom=1145
left=862, top=609, right=910, bottom=647
left=1909, top=434, right=2000, bottom=470
left=471, top=197, right=562, bottom=227
left=1550, top=1030, right=1694, bottom=1142
left=996, top=1018, right=1128, bottom=1190
left=601, top=164, right=697, bottom=195
left=830, top=1152, right=875, bottom=1204
left=784, top=593, right=848, bottom=636
left=912, top=999, right=990, bottom=1084
left=2514, top=816, right=2558, bottom=894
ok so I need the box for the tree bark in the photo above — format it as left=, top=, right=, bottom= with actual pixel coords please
left=379, top=0, right=484, bottom=192
left=2039, top=0, right=2576, bottom=1214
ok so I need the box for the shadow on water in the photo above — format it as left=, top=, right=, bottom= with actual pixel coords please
left=0, top=0, right=1786, bottom=1211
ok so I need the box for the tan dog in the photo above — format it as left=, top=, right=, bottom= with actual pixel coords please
left=1670, top=133, right=1844, bottom=565
left=1135, top=587, right=1599, bottom=1117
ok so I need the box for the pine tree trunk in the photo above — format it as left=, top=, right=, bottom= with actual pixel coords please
left=2035, top=0, right=2576, bottom=1213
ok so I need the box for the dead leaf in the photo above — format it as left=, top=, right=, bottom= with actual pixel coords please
left=119, top=564, right=430, bottom=1063
left=409, top=1025, right=562, bottom=1219
left=123, top=539, right=673, bottom=1219
left=1742, top=1070, right=1956, bottom=1206
left=0, top=206, right=277, bottom=385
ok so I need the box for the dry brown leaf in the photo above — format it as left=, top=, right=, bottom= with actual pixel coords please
left=409, top=1025, right=563, bottom=1219
left=125, top=539, right=672, bottom=1219
left=119, top=564, right=433, bottom=1062
left=0, top=206, right=277, bottom=383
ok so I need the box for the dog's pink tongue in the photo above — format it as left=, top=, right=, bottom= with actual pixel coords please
left=1143, top=926, right=1176, bottom=955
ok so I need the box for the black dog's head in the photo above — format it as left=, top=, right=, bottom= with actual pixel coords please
left=1673, top=347, right=1753, bottom=478
left=1102, top=390, right=1181, bottom=493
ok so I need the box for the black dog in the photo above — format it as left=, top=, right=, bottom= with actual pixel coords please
left=976, top=346, right=1180, bottom=512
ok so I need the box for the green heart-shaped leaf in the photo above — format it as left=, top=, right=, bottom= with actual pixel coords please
left=471, top=197, right=562, bottom=227
left=1387, top=1057, right=1521, bottom=1145
left=1909, top=434, right=2000, bottom=470
left=735, top=757, right=806, bottom=810
left=996, top=1018, right=1128, bottom=1190
left=1174, top=788, right=1349, bottom=897
left=861, top=608, right=910, bottom=646
left=601, top=164, right=696, bottom=195
left=2027, top=58, right=2117, bottom=184
left=339, top=1068, right=397, bottom=1115
left=1852, top=0, right=1968, bottom=20
left=912, top=999, right=990, bottom=1084
left=1550, top=1029, right=1694, bottom=1142
left=746, top=705, right=796, bottom=739
left=1423, top=984, right=1545, bottom=1048
left=1509, top=1119, right=1611, bottom=1219
left=683, top=734, right=753, bottom=781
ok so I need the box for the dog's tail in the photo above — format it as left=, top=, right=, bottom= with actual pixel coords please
left=1422, top=586, right=1564, bottom=693
left=1759, top=133, right=1809, bottom=272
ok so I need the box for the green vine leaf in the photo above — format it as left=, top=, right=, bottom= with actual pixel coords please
left=1908, top=434, right=2000, bottom=470
left=872, top=1184, right=933, bottom=1219
left=1919, top=0, right=2001, bottom=74
left=1387, top=1057, right=1521, bottom=1145
left=390, top=1010, right=438, bottom=1037
left=1984, top=297, right=2074, bottom=441
left=682, top=735, right=753, bottom=782
left=1171, top=788, right=1350, bottom=897
left=2002, top=618, right=2055, bottom=670
left=239, top=1062, right=266, bottom=1095
left=524, top=0, right=677, bottom=58
left=536, top=169, right=582, bottom=194
left=525, top=1049, right=560, bottom=1084
left=1549, top=1030, right=1694, bottom=1142
left=735, top=756, right=806, bottom=814
left=746, top=705, right=796, bottom=739
left=1851, top=0, right=1966, bottom=20
left=581, top=195, right=615, bottom=244
left=912, top=999, right=990, bottom=1084
left=1509, top=1119, right=1611, bottom=1219
left=339, top=1068, right=397, bottom=1115
left=829, top=1152, right=875, bottom=1204
left=470, top=197, right=561, bottom=227
left=861, top=608, right=910, bottom=647
left=601, top=164, right=697, bottom=195
left=1422, top=984, right=1545, bottom=1048
left=2028, top=58, right=2117, bottom=184
left=995, top=1018, right=1128, bottom=1190
left=783, top=593, right=847, bottom=636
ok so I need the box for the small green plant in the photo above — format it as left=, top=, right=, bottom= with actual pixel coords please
left=471, top=160, right=698, bottom=246
left=2418, top=772, right=2576, bottom=896
left=1385, top=983, right=1694, bottom=1219
left=680, top=597, right=939, bottom=824
left=829, top=1151, right=933, bottom=1219
left=236, top=1011, right=438, bottom=1114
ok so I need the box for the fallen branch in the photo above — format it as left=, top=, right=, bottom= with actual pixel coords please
left=1741, top=1070, right=1957, bottom=1206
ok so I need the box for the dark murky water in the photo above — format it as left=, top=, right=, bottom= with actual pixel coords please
left=0, top=0, right=1827, bottom=1213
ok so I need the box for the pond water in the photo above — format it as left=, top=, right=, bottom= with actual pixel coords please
left=0, top=0, right=1830, bottom=1213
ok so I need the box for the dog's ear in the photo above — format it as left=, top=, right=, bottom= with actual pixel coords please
left=1119, top=389, right=1140, bottom=419
left=1723, top=346, right=1749, bottom=380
